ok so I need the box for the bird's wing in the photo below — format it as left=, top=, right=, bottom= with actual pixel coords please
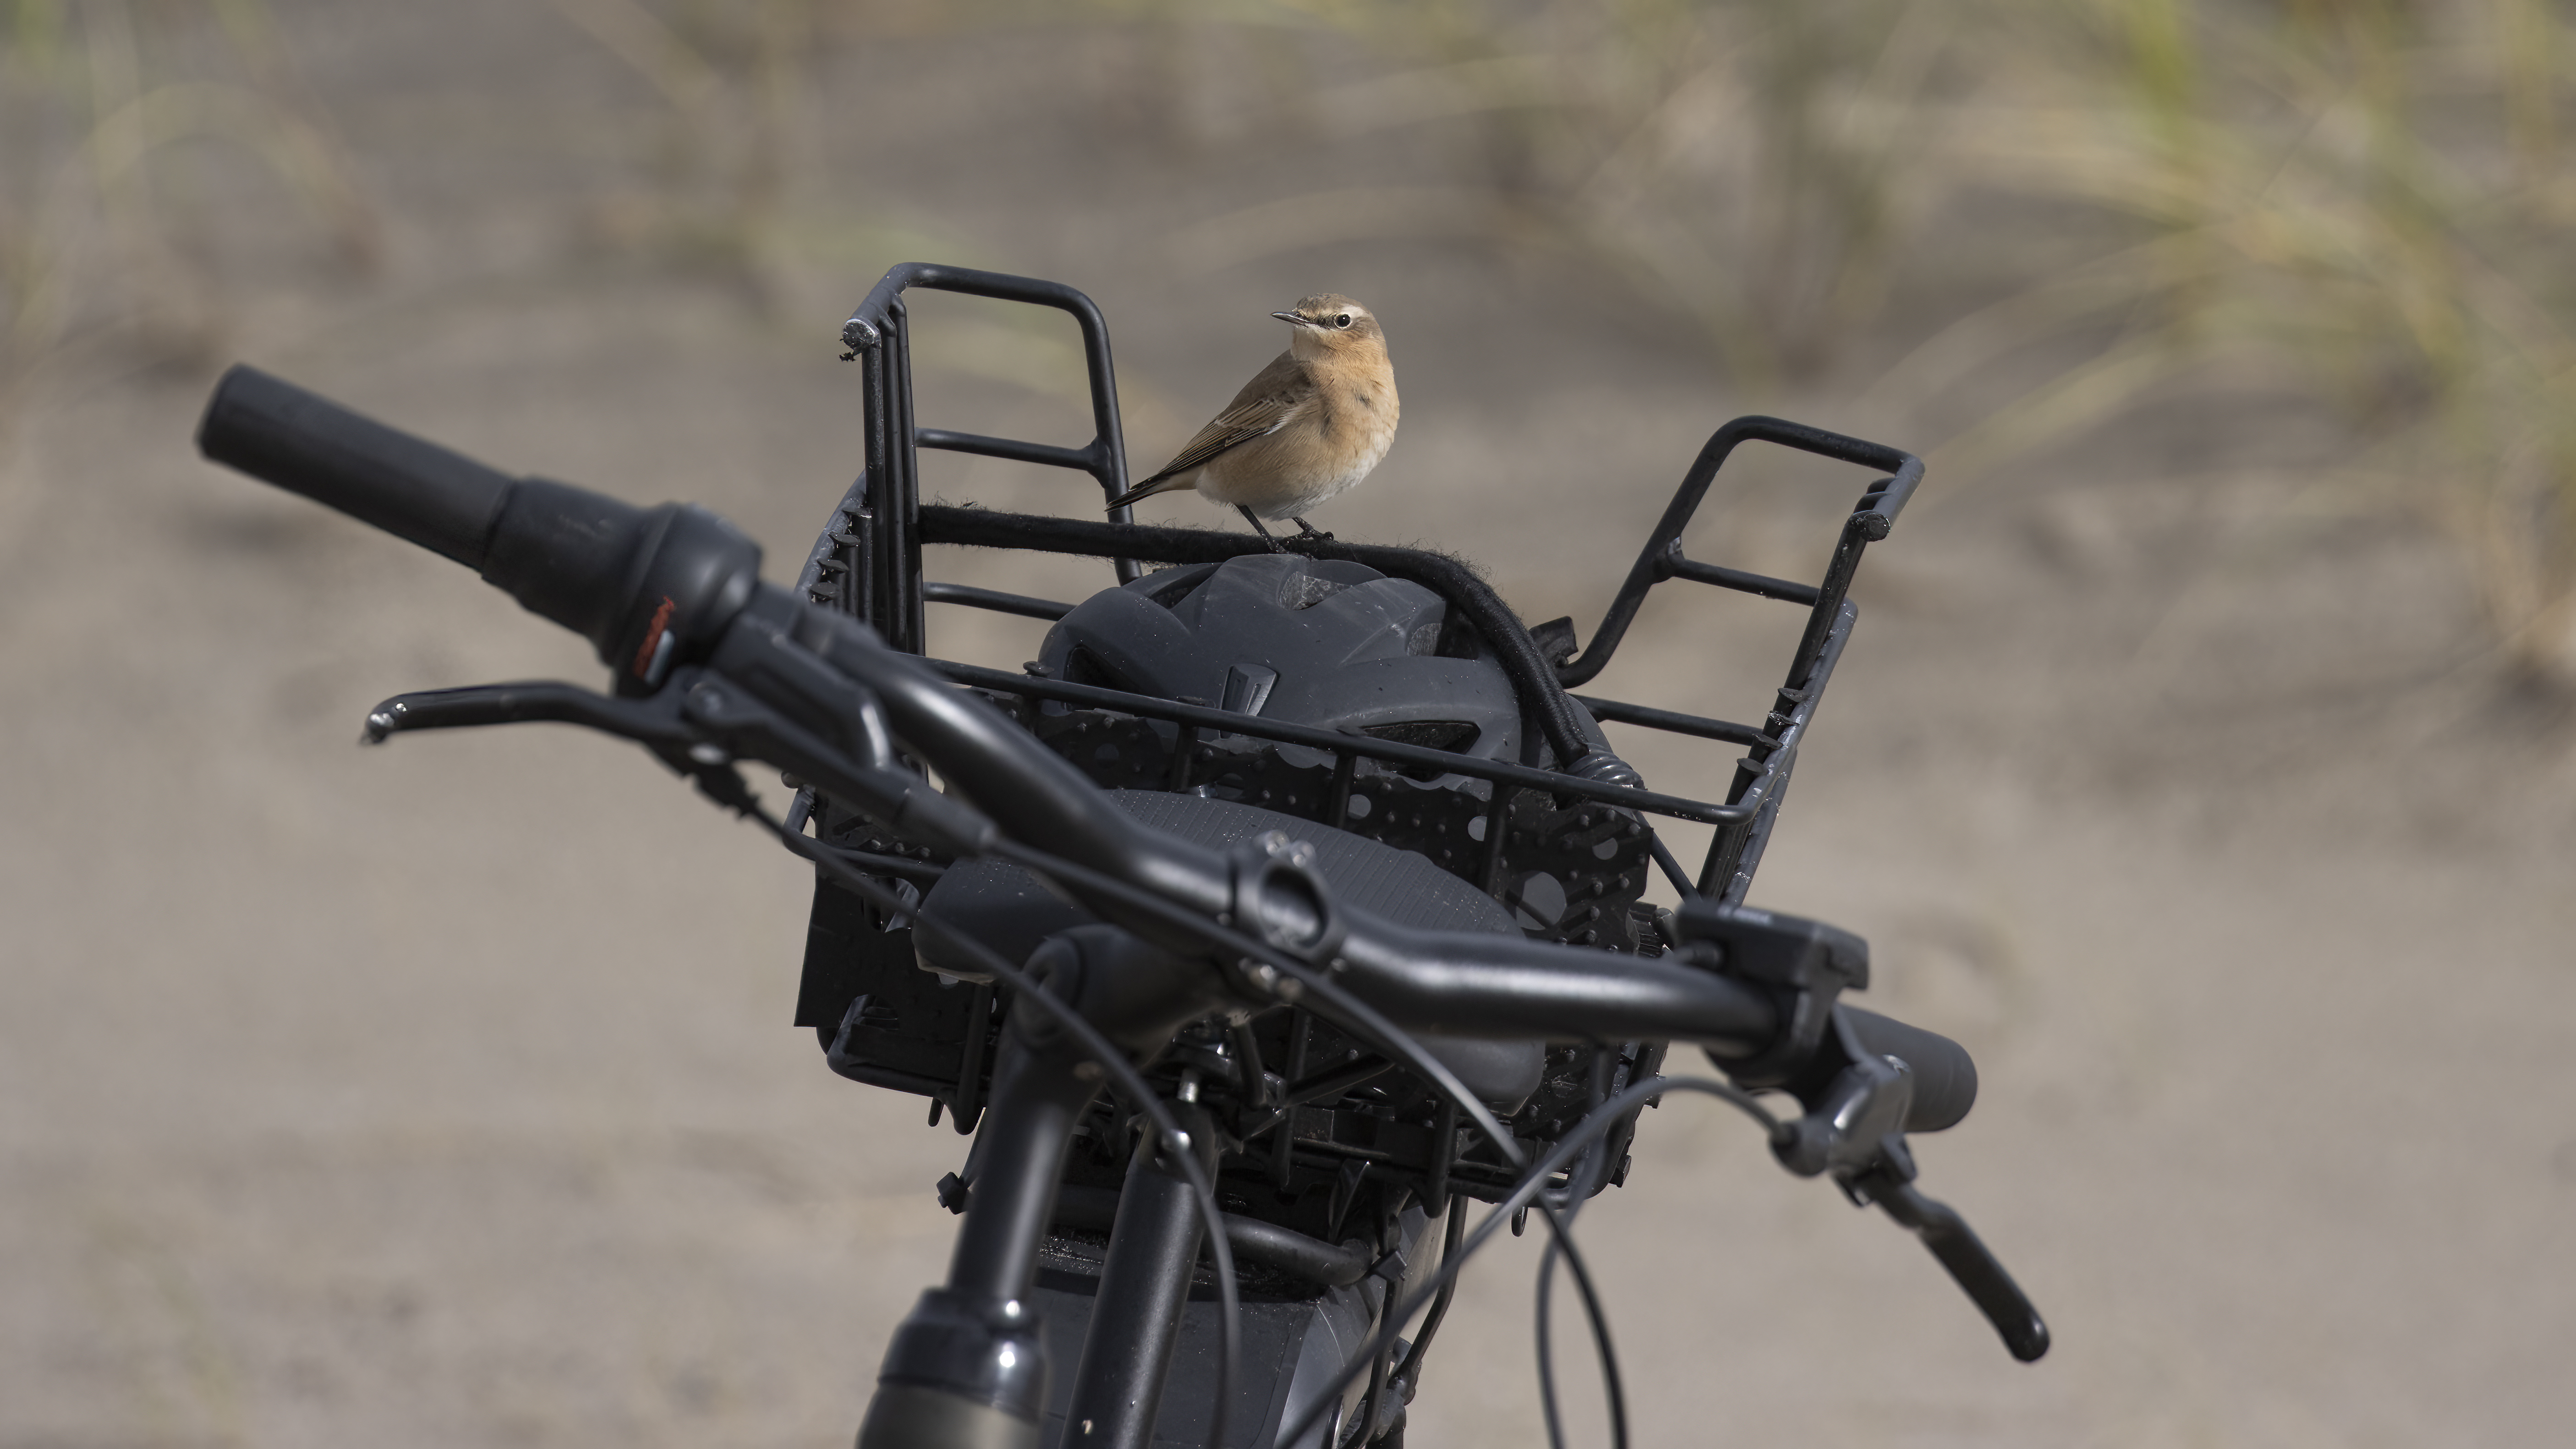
left=1137, top=351, right=1313, bottom=485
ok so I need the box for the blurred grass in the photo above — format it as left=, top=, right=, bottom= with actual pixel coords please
left=1104, top=0, right=1936, bottom=385
left=16, top=0, right=2574, bottom=689
left=0, top=0, right=375, bottom=422
left=541, top=0, right=1101, bottom=409
left=543, top=0, right=994, bottom=307
left=1058, top=0, right=2576, bottom=689
left=1928, top=0, right=2576, bottom=689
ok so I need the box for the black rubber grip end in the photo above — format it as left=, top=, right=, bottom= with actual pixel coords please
left=196, top=364, right=515, bottom=570
left=1844, top=1006, right=1978, bottom=1132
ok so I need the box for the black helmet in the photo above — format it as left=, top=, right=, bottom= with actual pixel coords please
left=1035, top=552, right=1560, bottom=776
left=1021, top=552, right=1646, bottom=953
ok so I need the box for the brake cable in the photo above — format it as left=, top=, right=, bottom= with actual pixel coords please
left=479, top=655, right=1723, bottom=1449
left=756, top=805, right=1246, bottom=1449
left=1286, top=1074, right=1787, bottom=1449
left=982, top=839, right=1641, bottom=1449
left=356, top=664, right=1619, bottom=1449
left=1387, top=1200, right=1469, bottom=1412
left=1536, top=1052, right=1627, bottom=1449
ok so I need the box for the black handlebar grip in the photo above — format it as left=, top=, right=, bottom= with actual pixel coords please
left=1843, top=1006, right=1978, bottom=1132
left=193, top=365, right=752, bottom=675
left=196, top=364, right=514, bottom=570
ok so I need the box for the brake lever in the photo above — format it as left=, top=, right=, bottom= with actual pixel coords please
left=1847, top=1167, right=2051, bottom=1362
left=1671, top=902, right=2046, bottom=1359
left=363, top=676, right=762, bottom=814
left=1767, top=1012, right=2050, bottom=1362
left=364, top=666, right=996, bottom=860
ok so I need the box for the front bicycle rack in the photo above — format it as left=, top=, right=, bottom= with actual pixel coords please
left=796, top=264, right=1922, bottom=1202
left=809, top=262, right=1919, bottom=902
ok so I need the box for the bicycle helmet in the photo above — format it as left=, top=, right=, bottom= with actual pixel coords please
left=1033, top=551, right=1534, bottom=774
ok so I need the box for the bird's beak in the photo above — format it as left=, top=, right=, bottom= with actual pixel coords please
left=1271, top=310, right=1312, bottom=327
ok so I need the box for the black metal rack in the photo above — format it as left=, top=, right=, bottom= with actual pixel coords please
left=817, top=264, right=1921, bottom=903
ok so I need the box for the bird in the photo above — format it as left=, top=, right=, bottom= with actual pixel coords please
left=1105, top=294, right=1398, bottom=549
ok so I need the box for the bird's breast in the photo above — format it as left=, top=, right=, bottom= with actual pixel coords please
left=1293, top=396, right=1395, bottom=496
left=1197, top=358, right=1396, bottom=516
left=1321, top=366, right=1398, bottom=460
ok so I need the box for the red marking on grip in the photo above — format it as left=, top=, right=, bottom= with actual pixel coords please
left=632, top=595, right=679, bottom=678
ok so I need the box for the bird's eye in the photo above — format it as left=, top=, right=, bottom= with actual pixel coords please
left=1334, top=314, right=1352, bottom=328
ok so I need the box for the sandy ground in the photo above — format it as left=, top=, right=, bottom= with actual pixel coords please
left=4, top=7, right=2573, bottom=1447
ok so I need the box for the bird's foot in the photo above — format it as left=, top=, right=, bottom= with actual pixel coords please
left=1293, top=517, right=1335, bottom=542
left=1238, top=506, right=1288, bottom=554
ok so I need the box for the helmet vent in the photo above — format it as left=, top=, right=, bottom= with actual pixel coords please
left=1281, top=572, right=1351, bottom=611
left=1138, top=563, right=1218, bottom=611
left=1062, top=645, right=1138, bottom=694
left=1358, top=720, right=1478, bottom=752
left=1360, top=719, right=1481, bottom=781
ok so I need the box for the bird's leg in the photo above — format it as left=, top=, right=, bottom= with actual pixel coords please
left=1237, top=506, right=1287, bottom=554
left=1293, top=517, right=1334, bottom=542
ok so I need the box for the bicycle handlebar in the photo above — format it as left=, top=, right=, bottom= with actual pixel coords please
left=196, top=364, right=2011, bottom=1092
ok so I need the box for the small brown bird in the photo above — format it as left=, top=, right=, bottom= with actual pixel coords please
left=1106, top=294, right=1398, bottom=549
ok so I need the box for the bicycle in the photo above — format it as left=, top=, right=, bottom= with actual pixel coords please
left=194, top=262, right=2046, bottom=1449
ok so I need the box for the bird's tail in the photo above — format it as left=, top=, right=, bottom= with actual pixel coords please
left=1105, top=472, right=1191, bottom=512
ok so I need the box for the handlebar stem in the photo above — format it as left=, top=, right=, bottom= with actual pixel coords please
left=859, top=927, right=1227, bottom=1447
left=947, top=926, right=1227, bottom=1304
left=1063, top=1105, right=1220, bottom=1449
